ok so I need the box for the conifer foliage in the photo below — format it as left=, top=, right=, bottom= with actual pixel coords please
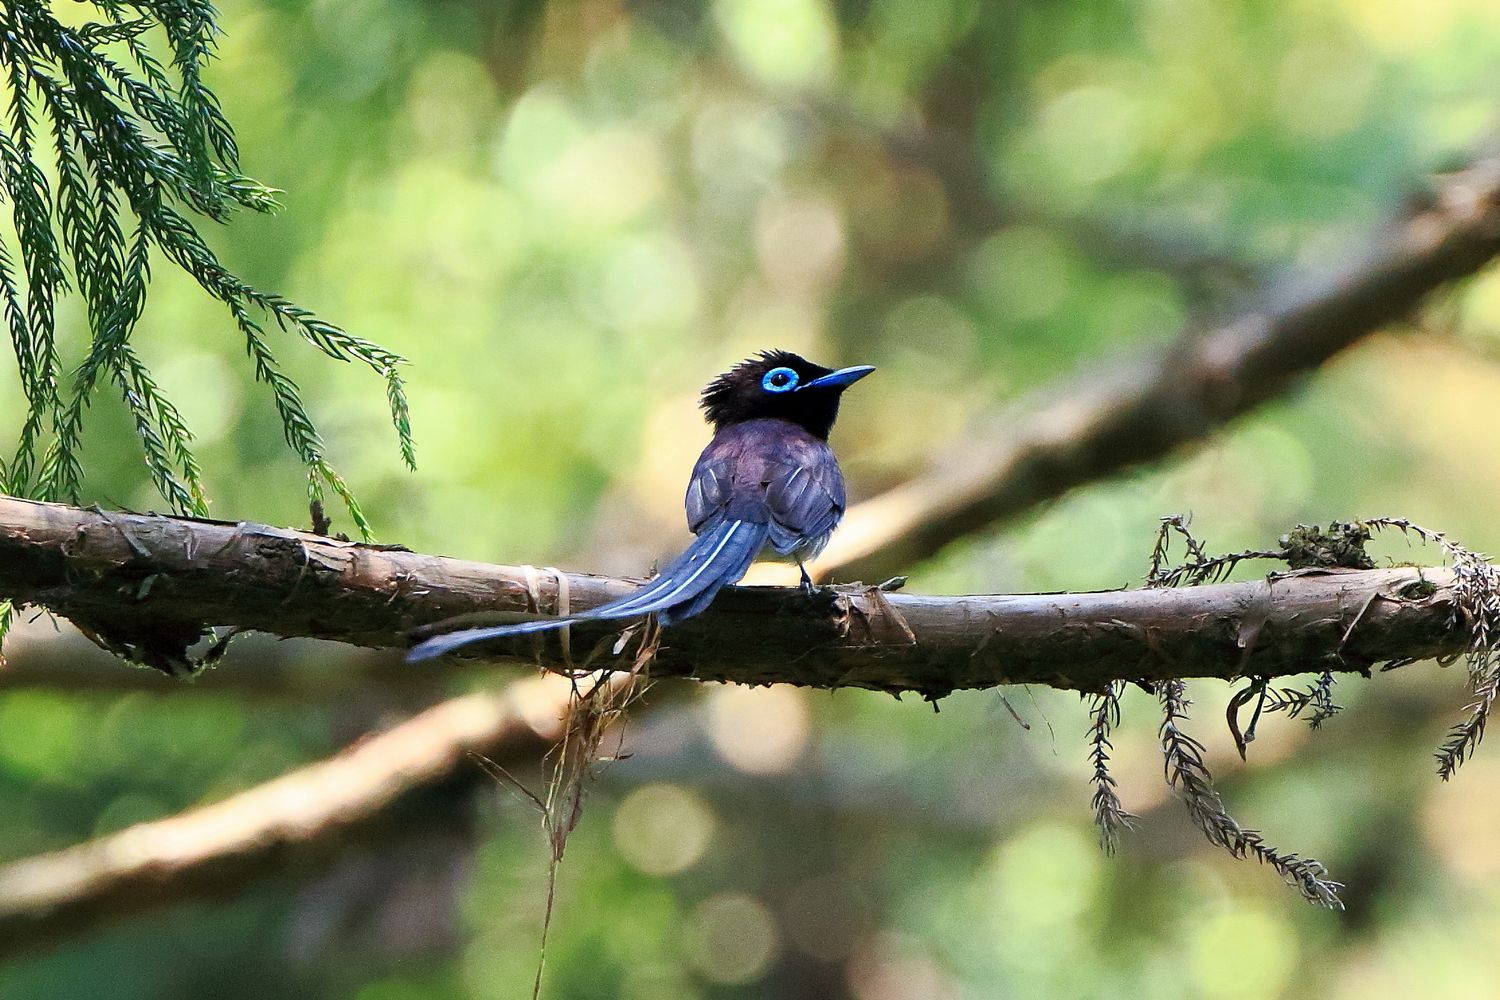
left=0, top=1, right=413, bottom=533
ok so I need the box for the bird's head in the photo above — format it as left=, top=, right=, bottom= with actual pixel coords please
left=699, top=350, right=875, bottom=439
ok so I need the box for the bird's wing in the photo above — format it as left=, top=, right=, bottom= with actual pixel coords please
left=685, top=422, right=845, bottom=556
left=762, top=452, right=844, bottom=556
left=685, top=452, right=733, bottom=533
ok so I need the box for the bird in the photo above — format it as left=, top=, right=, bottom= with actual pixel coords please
left=406, top=350, right=874, bottom=662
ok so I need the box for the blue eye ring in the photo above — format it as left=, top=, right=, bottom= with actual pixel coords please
left=761, top=366, right=799, bottom=393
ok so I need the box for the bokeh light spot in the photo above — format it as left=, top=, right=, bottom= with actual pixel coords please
left=755, top=194, right=847, bottom=293
left=613, top=783, right=717, bottom=876
left=707, top=684, right=810, bottom=775
left=403, top=51, right=498, bottom=154
left=969, top=227, right=1075, bottom=323
left=684, top=891, right=780, bottom=985
left=0, top=692, right=84, bottom=778
left=847, top=931, right=959, bottom=1000
left=883, top=297, right=978, bottom=373
left=692, top=99, right=792, bottom=195
left=153, top=351, right=244, bottom=448
left=1186, top=908, right=1299, bottom=999
left=1273, top=43, right=1374, bottom=139
left=986, top=822, right=1102, bottom=932
left=619, top=962, right=703, bottom=1000
left=598, top=234, right=703, bottom=332
left=1036, top=85, right=1141, bottom=186
left=715, top=0, right=839, bottom=90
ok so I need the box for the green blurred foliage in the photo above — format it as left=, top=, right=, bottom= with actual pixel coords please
left=6, top=0, right=1500, bottom=997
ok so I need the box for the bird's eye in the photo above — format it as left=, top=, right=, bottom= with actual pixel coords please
left=761, top=367, right=799, bottom=393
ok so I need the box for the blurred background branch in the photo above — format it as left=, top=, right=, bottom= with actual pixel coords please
left=0, top=679, right=559, bottom=961
left=816, top=155, right=1500, bottom=583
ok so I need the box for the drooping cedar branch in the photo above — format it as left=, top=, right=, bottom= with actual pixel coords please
left=0, top=497, right=1467, bottom=693
left=0, top=681, right=560, bottom=959
left=815, top=156, right=1500, bottom=583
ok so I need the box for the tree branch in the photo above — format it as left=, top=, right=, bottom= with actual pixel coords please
left=816, top=156, right=1500, bottom=583
left=865, top=111, right=1262, bottom=296
left=0, top=679, right=563, bottom=960
left=0, top=497, right=1467, bottom=694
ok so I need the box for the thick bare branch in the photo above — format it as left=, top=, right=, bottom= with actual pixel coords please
left=0, top=498, right=1467, bottom=694
left=816, top=156, right=1500, bottom=582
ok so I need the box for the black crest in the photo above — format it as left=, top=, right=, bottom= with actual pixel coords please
left=699, top=350, right=850, bottom=439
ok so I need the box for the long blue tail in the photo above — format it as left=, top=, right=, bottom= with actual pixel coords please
left=406, top=519, right=767, bottom=662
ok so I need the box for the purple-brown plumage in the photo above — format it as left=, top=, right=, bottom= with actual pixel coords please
left=686, top=417, right=845, bottom=562
left=406, top=350, right=872, bottom=661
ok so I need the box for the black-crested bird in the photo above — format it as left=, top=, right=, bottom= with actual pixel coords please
left=406, top=350, right=874, bottom=662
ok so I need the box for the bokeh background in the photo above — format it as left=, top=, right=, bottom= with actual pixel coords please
left=5, top=0, right=1500, bottom=997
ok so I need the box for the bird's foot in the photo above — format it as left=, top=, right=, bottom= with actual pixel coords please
left=799, top=565, right=815, bottom=597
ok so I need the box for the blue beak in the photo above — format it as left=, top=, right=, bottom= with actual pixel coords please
left=800, top=365, right=876, bottom=391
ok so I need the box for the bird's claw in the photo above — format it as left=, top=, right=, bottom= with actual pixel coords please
left=799, top=566, right=816, bottom=597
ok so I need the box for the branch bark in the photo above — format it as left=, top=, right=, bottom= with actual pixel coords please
left=815, top=156, right=1500, bottom=583
left=0, top=497, right=1466, bottom=694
